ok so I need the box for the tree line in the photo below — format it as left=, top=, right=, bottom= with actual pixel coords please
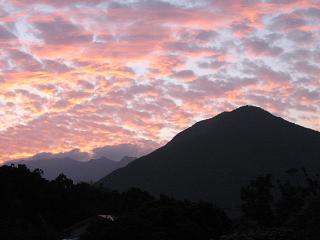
left=1, top=164, right=320, bottom=240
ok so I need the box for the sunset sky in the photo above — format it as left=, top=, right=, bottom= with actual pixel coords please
left=0, top=0, right=319, bottom=162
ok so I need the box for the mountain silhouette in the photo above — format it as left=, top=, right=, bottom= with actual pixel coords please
left=11, top=156, right=136, bottom=182
left=99, top=105, right=320, bottom=207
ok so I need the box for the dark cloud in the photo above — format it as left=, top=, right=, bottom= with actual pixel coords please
left=196, top=30, right=218, bottom=42
left=190, top=76, right=258, bottom=96
left=21, top=148, right=90, bottom=162
left=231, top=19, right=254, bottom=36
left=171, top=70, right=195, bottom=80
left=52, top=99, right=72, bottom=110
left=244, top=37, right=283, bottom=56
left=293, top=88, right=320, bottom=102
left=269, top=13, right=306, bottom=31
left=293, top=61, right=320, bottom=76
left=77, top=80, right=95, bottom=90
left=295, top=7, right=320, bottom=19
left=34, top=18, right=92, bottom=45
left=286, top=30, right=314, bottom=43
left=281, top=49, right=311, bottom=63
left=43, top=59, right=71, bottom=73
left=12, top=0, right=103, bottom=7
left=178, top=29, right=218, bottom=42
left=5, top=49, right=41, bottom=72
left=92, top=143, right=153, bottom=161
left=165, top=41, right=214, bottom=55
left=265, top=0, right=299, bottom=4
left=0, top=25, right=15, bottom=40
left=198, top=60, right=227, bottom=69
left=246, top=63, right=292, bottom=84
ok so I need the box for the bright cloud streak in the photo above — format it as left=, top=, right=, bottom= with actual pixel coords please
left=0, top=0, right=319, bottom=162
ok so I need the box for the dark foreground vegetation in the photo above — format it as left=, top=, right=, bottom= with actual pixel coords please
left=1, top=164, right=320, bottom=240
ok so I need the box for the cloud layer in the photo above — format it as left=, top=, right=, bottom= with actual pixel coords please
left=0, top=0, right=319, bottom=162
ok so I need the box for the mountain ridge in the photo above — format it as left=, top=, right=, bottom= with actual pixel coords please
left=7, top=156, right=136, bottom=182
left=99, top=105, right=320, bottom=207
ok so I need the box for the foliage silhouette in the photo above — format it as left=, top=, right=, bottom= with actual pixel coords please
left=222, top=168, right=320, bottom=240
left=0, top=164, right=230, bottom=240
left=240, top=174, right=274, bottom=226
left=2, top=164, right=320, bottom=240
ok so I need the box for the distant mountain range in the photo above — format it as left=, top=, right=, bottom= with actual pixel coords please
left=99, top=105, right=320, bottom=207
left=9, top=156, right=136, bottom=182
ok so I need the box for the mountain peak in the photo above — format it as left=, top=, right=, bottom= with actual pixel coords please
left=232, top=105, right=264, bottom=112
left=101, top=106, right=320, bottom=206
left=228, top=105, right=274, bottom=118
left=207, top=105, right=281, bottom=126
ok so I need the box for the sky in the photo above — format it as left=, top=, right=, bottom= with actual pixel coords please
left=0, top=0, right=319, bottom=162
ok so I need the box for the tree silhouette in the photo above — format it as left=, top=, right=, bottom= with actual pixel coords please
left=240, top=174, right=274, bottom=226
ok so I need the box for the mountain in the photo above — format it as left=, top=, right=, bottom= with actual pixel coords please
left=10, top=156, right=136, bottom=182
left=99, top=105, right=320, bottom=207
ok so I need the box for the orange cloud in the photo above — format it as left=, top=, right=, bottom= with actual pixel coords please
left=0, top=0, right=319, bottom=162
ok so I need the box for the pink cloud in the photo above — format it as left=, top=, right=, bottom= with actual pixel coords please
left=0, top=0, right=319, bottom=161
